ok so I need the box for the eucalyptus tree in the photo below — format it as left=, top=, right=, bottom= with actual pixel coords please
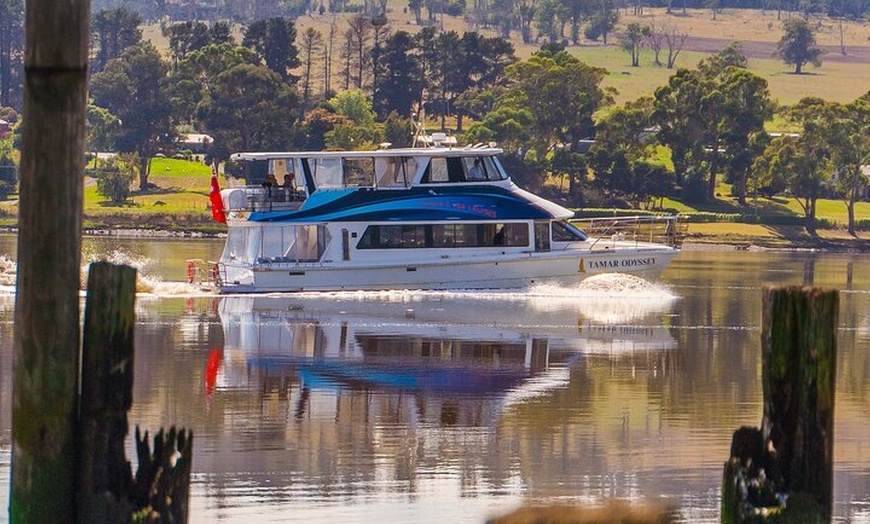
left=653, top=46, right=772, bottom=202
left=90, top=42, right=173, bottom=190
left=774, top=18, right=823, bottom=74
left=620, top=22, right=651, bottom=67
left=91, top=7, right=142, bottom=73
left=827, top=93, right=869, bottom=235
left=370, top=14, right=391, bottom=102
left=243, top=17, right=301, bottom=82
left=498, top=51, right=612, bottom=192
left=426, top=30, right=466, bottom=130
left=170, top=43, right=261, bottom=125
left=590, top=97, right=676, bottom=206
left=755, top=98, right=835, bottom=235
left=197, top=63, right=299, bottom=160
left=164, top=20, right=235, bottom=70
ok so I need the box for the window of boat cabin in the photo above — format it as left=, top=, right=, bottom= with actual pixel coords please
left=459, top=156, right=508, bottom=181
left=552, top=220, right=588, bottom=241
left=224, top=224, right=329, bottom=264
left=421, top=157, right=464, bottom=183
left=357, top=223, right=528, bottom=249
left=311, top=157, right=344, bottom=188
left=343, top=157, right=375, bottom=187
left=375, top=156, right=413, bottom=188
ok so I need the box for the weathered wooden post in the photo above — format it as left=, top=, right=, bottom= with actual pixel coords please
left=77, top=261, right=193, bottom=524
left=78, top=262, right=138, bottom=523
left=722, top=285, right=837, bottom=523
left=761, top=285, right=837, bottom=519
left=11, top=0, right=89, bottom=521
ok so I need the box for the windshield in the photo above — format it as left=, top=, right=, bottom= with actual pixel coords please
left=552, top=220, right=588, bottom=241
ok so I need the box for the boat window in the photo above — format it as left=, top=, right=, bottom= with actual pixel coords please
left=463, top=157, right=486, bottom=180
left=534, top=222, right=550, bottom=251
left=344, top=157, right=375, bottom=187
left=552, top=220, right=588, bottom=241
left=375, top=157, right=408, bottom=188
left=285, top=225, right=329, bottom=262
left=484, top=157, right=508, bottom=180
left=357, top=223, right=528, bottom=249
left=311, top=157, right=343, bottom=189
left=421, top=157, right=464, bottom=183
left=426, top=157, right=449, bottom=183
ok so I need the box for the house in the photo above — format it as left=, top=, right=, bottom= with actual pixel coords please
left=179, top=133, right=213, bottom=154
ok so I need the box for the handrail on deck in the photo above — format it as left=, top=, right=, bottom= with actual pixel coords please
left=572, top=215, right=685, bottom=249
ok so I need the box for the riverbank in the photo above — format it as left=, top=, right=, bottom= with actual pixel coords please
left=684, top=223, right=870, bottom=252
left=6, top=221, right=870, bottom=253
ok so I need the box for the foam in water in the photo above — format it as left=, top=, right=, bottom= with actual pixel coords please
left=0, top=254, right=15, bottom=289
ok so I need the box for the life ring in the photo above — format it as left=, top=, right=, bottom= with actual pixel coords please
left=186, top=260, right=196, bottom=283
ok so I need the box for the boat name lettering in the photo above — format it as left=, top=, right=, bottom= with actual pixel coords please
left=421, top=201, right=497, bottom=218
left=586, top=257, right=656, bottom=270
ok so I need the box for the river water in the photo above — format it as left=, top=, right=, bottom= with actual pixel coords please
left=1, top=235, right=869, bottom=523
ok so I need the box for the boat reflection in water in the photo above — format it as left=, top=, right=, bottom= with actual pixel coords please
left=213, top=278, right=678, bottom=425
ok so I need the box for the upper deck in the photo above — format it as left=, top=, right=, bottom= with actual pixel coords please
left=222, top=146, right=549, bottom=215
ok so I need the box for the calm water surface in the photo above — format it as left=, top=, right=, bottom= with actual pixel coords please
left=1, top=234, right=869, bottom=523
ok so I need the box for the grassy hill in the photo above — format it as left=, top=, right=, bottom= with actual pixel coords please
left=285, top=6, right=870, bottom=105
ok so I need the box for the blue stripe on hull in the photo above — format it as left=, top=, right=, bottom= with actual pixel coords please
left=249, top=186, right=557, bottom=223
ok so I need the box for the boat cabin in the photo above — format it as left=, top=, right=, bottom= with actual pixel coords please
left=225, top=148, right=509, bottom=213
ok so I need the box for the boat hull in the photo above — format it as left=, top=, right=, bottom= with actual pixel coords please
left=217, top=243, right=678, bottom=293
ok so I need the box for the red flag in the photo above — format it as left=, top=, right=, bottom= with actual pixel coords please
left=209, top=162, right=227, bottom=224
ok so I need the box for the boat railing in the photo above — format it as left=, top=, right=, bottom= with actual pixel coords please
left=571, top=215, right=686, bottom=250
left=224, top=186, right=307, bottom=213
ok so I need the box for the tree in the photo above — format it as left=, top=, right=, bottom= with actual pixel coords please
left=663, top=25, right=688, bottom=68
left=299, top=27, right=324, bottom=108
left=0, top=135, right=16, bottom=199
left=825, top=94, right=869, bottom=235
left=164, top=21, right=212, bottom=66
left=757, top=98, right=835, bottom=235
left=86, top=104, right=121, bottom=153
left=718, top=68, right=774, bottom=204
left=243, top=17, right=301, bottom=82
left=620, top=22, right=651, bottom=67
left=774, top=18, right=823, bottom=74
left=170, top=43, right=260, bottom=125
left=90, top=42, right=173, bottom=190
left=327, top=89, right=376, bottom=125
left=373, top=31, right=423, bottom=119
left=499, top=51, right=612, bottom=161
left=345, top=13, right=373, bottom=89
left=197, top=63, right=299, bottom=160
left=584, top=0, right=618, bottom=44
left=94, top=154, right=137, bottom=204
left=653, top=46, right=772, bottom=202
left=91, top=8, right=143, bottom=73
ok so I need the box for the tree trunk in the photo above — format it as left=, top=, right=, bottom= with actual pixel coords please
left=11, top=0, right=89, bottom=522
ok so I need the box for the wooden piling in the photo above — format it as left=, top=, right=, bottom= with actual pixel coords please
left=77, top=262, right=138, bottom=524
left=11, top=0, right=89, bottom=522
left=761, top=285, right=837, bottom=519
left=722, top=285, right=837, bottom=523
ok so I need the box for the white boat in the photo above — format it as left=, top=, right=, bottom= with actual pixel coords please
left=212, top=141, right=681, bottom=293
